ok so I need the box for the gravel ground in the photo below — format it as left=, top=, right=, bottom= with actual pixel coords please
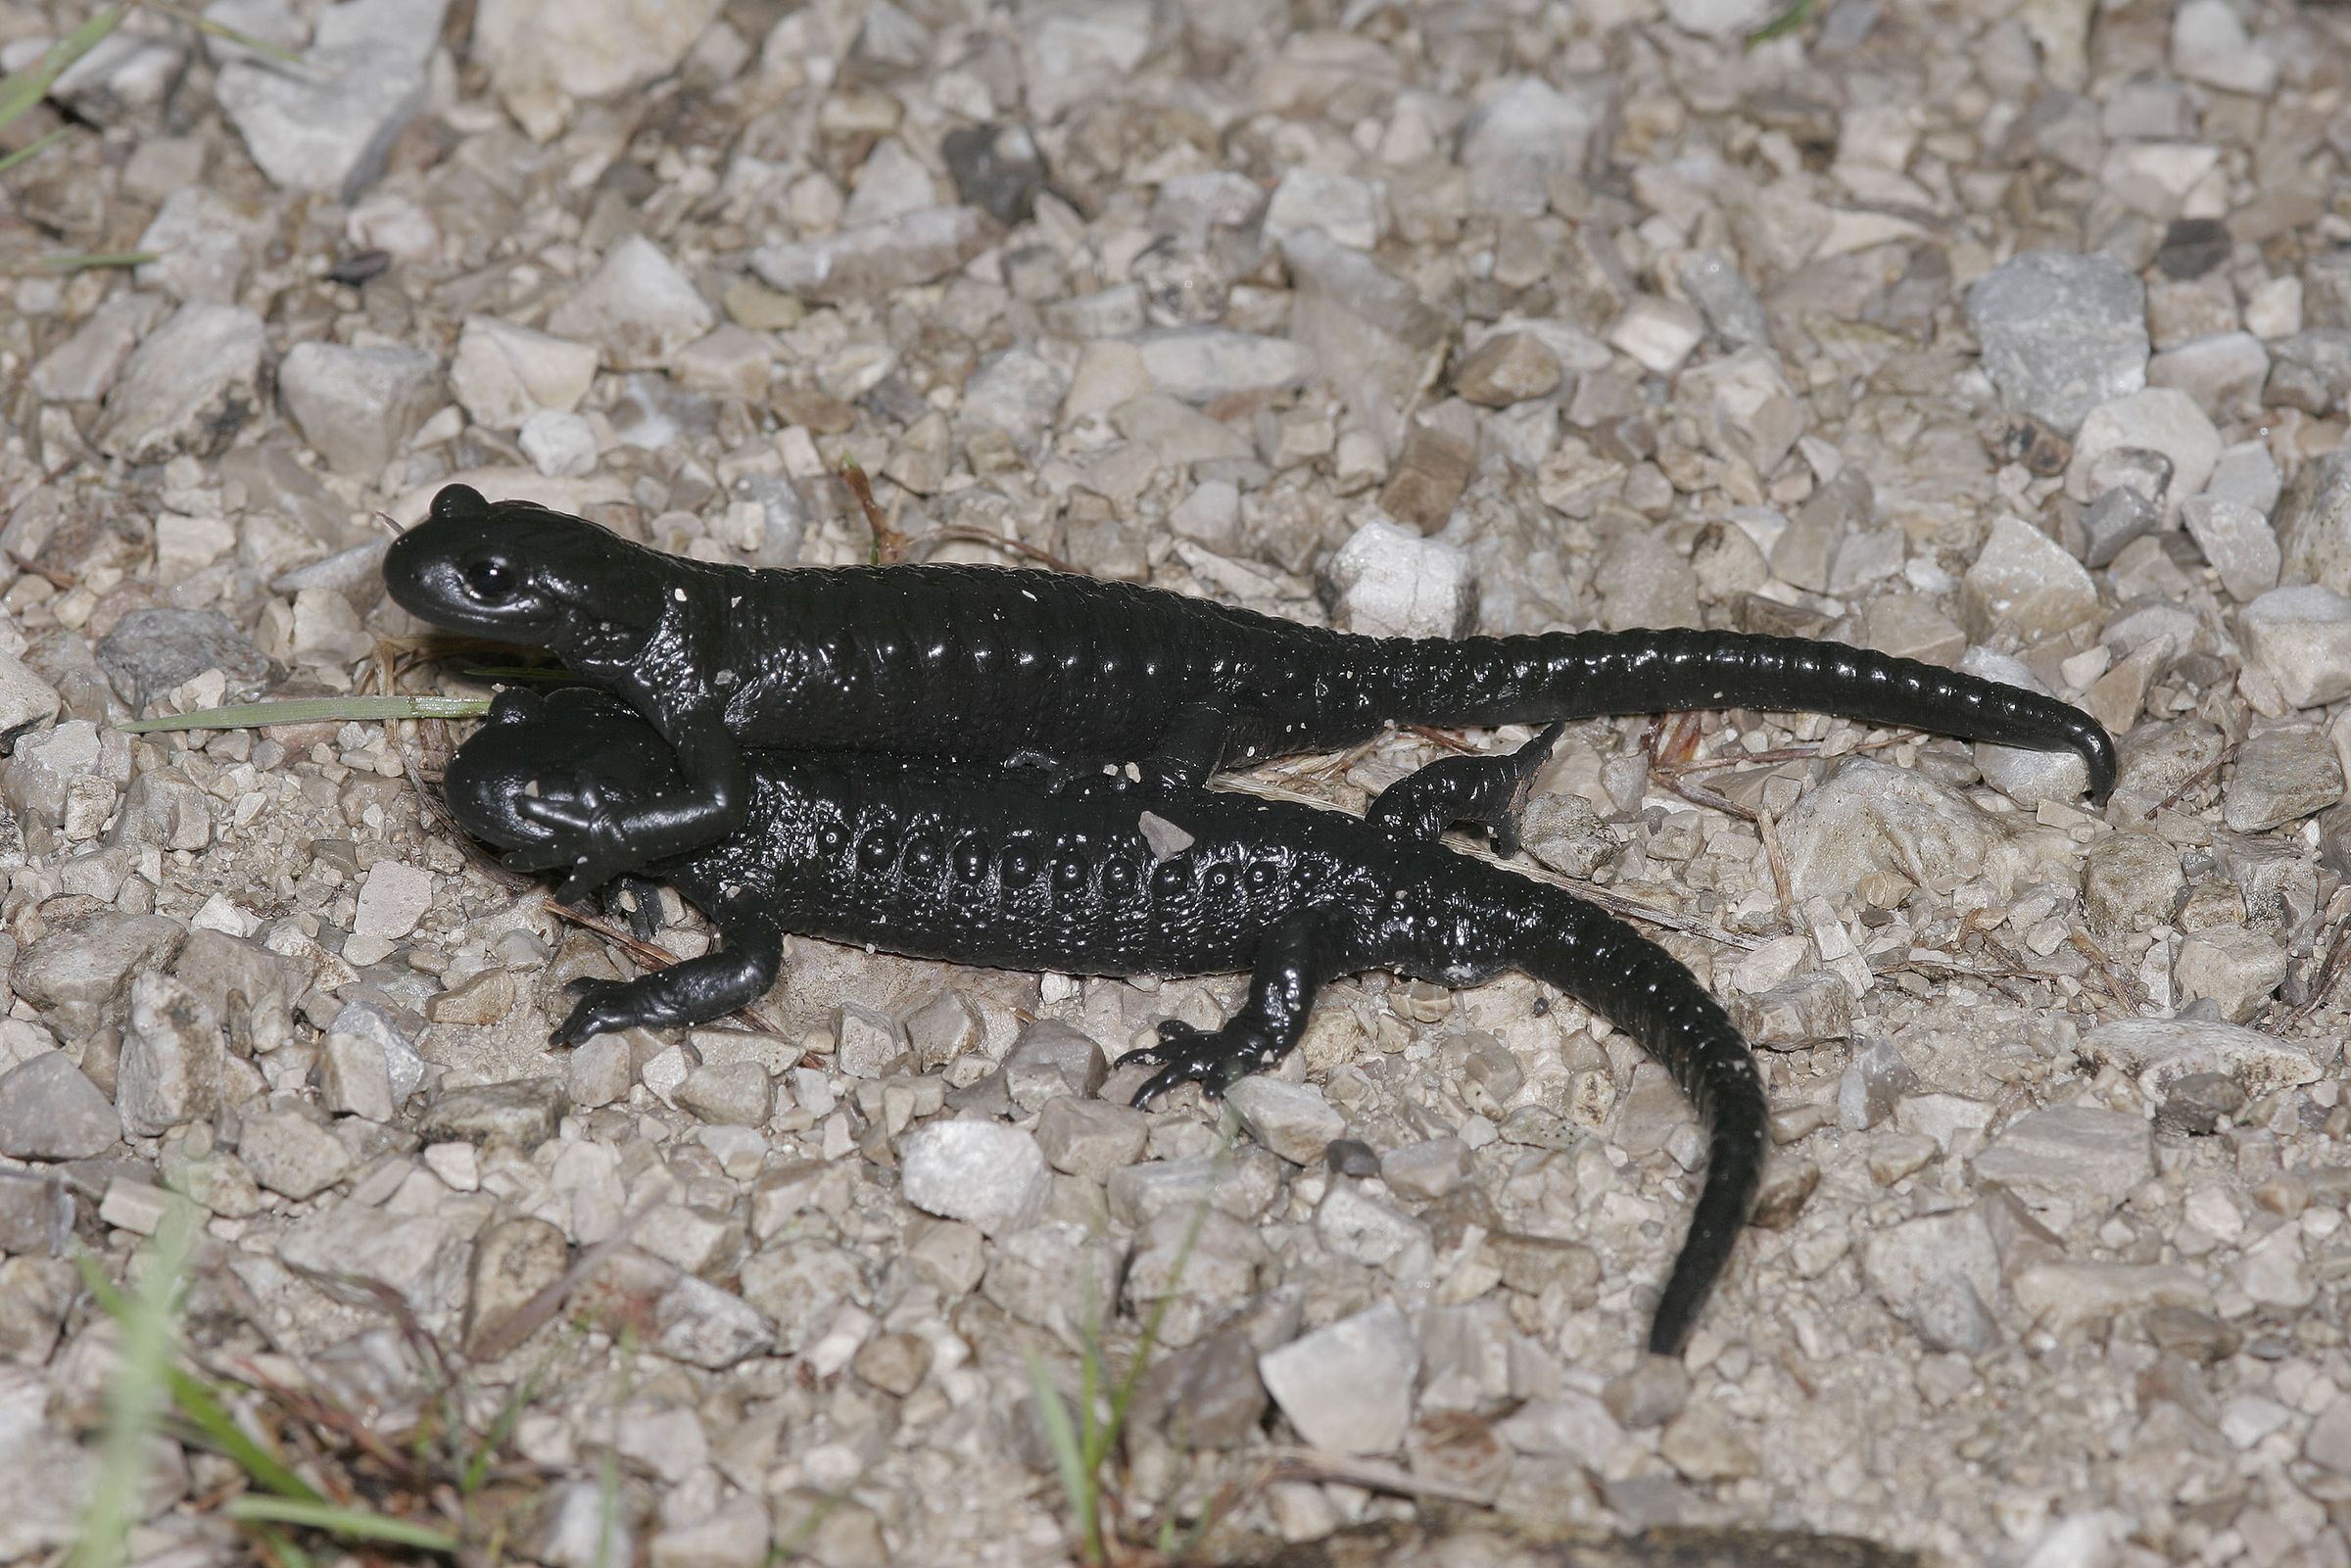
left=4, top=1, right=2351, bottom=1564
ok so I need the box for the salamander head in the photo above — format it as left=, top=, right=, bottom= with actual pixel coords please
left=384, top=484, right=669, bottom=652
left=441, top=687, right=690, bottom=854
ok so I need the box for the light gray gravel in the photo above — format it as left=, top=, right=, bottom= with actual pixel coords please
left=6, top=2, right=2351, bottom=1565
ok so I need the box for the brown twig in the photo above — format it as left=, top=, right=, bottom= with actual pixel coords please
left=839, top=454, right=910, bottom=564
left=541, top=898, right=790, bottom=1038
left=2068, top=928, right=2145, bottom=1015
left=2144, top=741, right=2239, bottom=821
left=2280, top=909, right=2351, bottom=1027
left=912, top=525, right=1081, bottom=574
left=1755, top=806, right=1795, bottom=921
left=1400, top=723, right=1479, bottom=755
left=5, top=546, right=73, bottom=589
left=1262, top=1447, right=1503, bottom=1506
left=1665, top=773, right=1755, bottom=822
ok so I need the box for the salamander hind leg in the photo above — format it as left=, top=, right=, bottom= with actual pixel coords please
left=552, top=922, right=783, bottom=1046
left=1136, top=700, right=1238, bottom=790
left=1366, top=722, right=1565, bottom=857
left=1128, top=911, right=1339, bottom=1107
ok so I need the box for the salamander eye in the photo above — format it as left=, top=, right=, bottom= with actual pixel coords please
left=462, top=556, right=523, bottom=603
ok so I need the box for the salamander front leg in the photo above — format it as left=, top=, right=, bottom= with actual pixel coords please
left=517, top=719, right=751, bottom=904
left=552, top=920, right=783, bottom=1047
left=1128, top=912, right=1339, bottom=1106
left=603, top=874, right=666, bottom=942
left=1366, top=722, right=1564, bottom=857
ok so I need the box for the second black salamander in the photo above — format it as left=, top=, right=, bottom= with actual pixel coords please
left=385, top=484, right=2118, bottom=898
left=442, top=687, right=1768, bottom=1358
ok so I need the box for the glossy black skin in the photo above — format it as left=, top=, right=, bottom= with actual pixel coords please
left=443, top=688, right=1766, bottom=1357
left=386, top=484, right=2118, bottom=901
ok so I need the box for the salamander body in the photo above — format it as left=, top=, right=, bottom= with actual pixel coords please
left=442, top=688, right=1767, bottom=1356
left=386, top=484, right=2117, bottom=898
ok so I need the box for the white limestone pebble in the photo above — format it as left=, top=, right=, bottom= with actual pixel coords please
left=450, top=315, right=600, bottom=430
left=519, top=409, right=600, bottom=478
left=93, top=303, right=267, bottom=462
left=2238, top=585, right=2351, bottom=708
left=1972, top=1106, right=2151, bottom=1210
left=2172, top=0, right=2279, bottom=96
left=1959, top=515, right=2100, bottom=643
left=1225, top=1077, right=1346, bottom=1166
left=1259, top=1301, right=1419, bottom=1454
left=2077, top=1018, right=2321, bottom=1101
left=471, top=0, right=725, bottom=141
left=1959, top=648, right=2092, bottom=806
left=750, top=206, right=995, bottom=305
left=898, top=1120, right=1053, bottom=1236
left=1322, top=519, right=1474, bottom=639
left=2064, top=389, right=2221, bottom=522
left=2180, top=494, right=2280, bottom=602
left=215, top=0, right=443, bottom=200
left=547, top=234, right=717, bottom=371
left=354, top=859, right=433, bottom=941
left=277, top=342, right=441, bottom=476
left=0, top=650, right=62, bottom=739
left=1964, top=250, right=2147, bottom=434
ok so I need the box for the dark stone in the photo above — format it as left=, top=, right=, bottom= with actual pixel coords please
left=2268, top=329, right=2351, bottom=416
left=0, top=1169, right=73, bottom=1255
left=1324, top=1137, right=1380, bottom=1178
left=942, top=122, right=1046, bottom=226
left=418, top=1076, right=567, bottom=1147
left=2001, top=415, right=2072, bottom=477
left=2154, top=1070, right=2247, bottom=1136
left=1129, top=1322, right=1268, bottom=1449
left=2155, top=217, right=2232, bottom=280
left=2145, top=1304, right=2242, bottom=1363
left=0, top=1053, right=120, bottom=1161
left=94, top=607, right=274, bottom=713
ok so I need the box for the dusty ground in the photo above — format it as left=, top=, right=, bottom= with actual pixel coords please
left=3, top=0, right=2350, bottom=1564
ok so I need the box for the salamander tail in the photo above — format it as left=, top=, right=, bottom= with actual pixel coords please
left=1511, top=885, right=1768, bottom=1357
left=1377, top=628, right=2117, bottom=803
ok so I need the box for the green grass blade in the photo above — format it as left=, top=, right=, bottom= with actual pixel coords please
left=1747, top=0, right=1816, bottom=44
left=35, top=250, right=158, bottom=270
left=72, top=1203, right=198, bottom=1568
left=0, top=125, right=69, bottom=173
left=119, top=695, right=493, bottom=733
left=146, top=0, right=305, bottom=66
left=253, top=1523, right=314, bottom=1568
left=167, top=1365, right=321, bottom=1502
left=223, top=1497, right=460, bottom=1552
left=462, top=1318, right=582, bottom=1496
left=75, top=1257, right=322, bottom=1504
left=1026, top=1351, right=1100, bottom=1563
left=0, top=7, right=125, bottom=131
left=1078, top=1319, right=1102, bottom=1467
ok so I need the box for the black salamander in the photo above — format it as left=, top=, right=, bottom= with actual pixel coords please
left=442, top=687, right=1767, bottom=1357
left=385, top=484, right=2118, bottom=901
